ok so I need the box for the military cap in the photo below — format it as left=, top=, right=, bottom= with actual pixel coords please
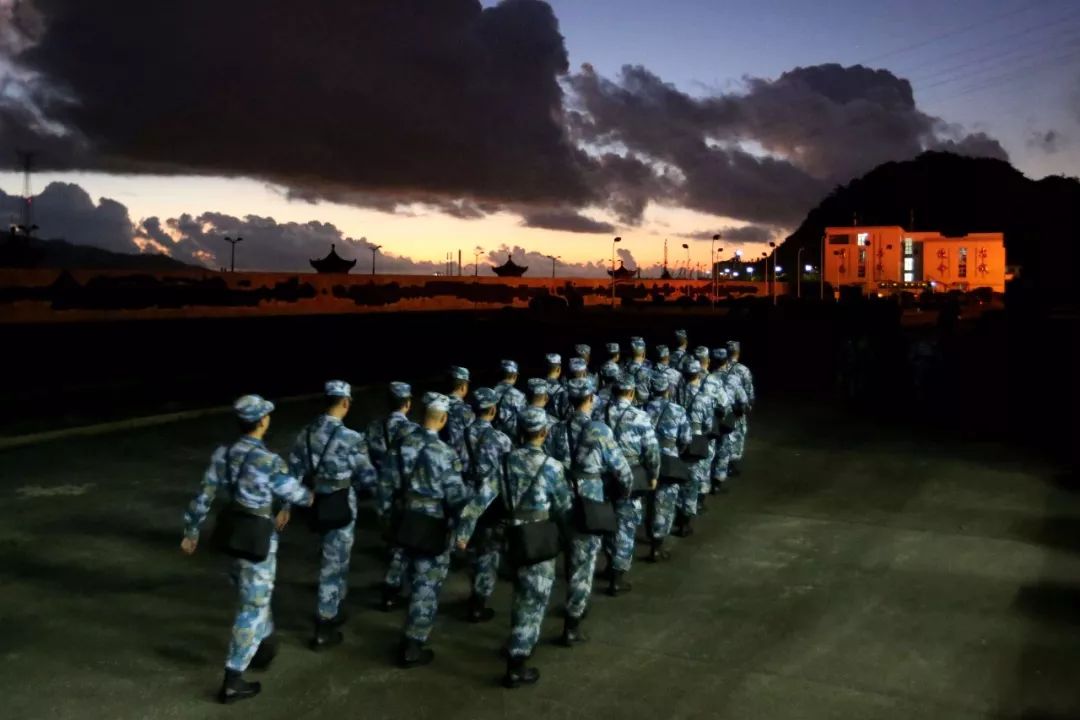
left=693, top=345, right=710, bottom=360
left=574, top=343, right=591, bottom=357
left=389, top=381, right=412, bottom=400
left=711, top=347, right=728, bottom=362
left=234, top=394, right=274, bottom=422
left=448, top=366, right=470, bottom=382
left=423, top=392, right=451, bottom=413
left=606, top=342, right=620, bottom=355
left=545, top=353, right=562, bottom=366
left=568, top=357, right=587, bottom=374
left=684, top=359, right=703, bottom=376
left=630, top=336, right=646, bottom=351
left=655, top=345, right=670, bottom=359
left=519, top=406, right=549, bottom=434
left=566, top=377, right=593, bottom=400
left=615, top=374, right=636, bottom=391
left=527, top=378, right=550, bottom=396
left=472, top=387, right=497, bottom=409
left=674, top=329, right=688, bottom=341
left=726, top=340, right=741, bottom=354
left=600, top=361, right=621, bottom=380
left=501, top=359, right=519, bottom=374
left=650, top=372, right=670, bottom=393
left=325, top=380, right=351, bottom=398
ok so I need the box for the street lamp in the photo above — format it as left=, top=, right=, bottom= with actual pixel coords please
left=611, top=236, right=622, bottom=307
left=370, top=244, right=382, bottom=275
left=224, top=236, right=243, bottom=272
left=711, top=233, right=721, bottom=307
left=473, top=246, right=483, bottom=277
left=796, top=247, right=805, bottom=299
left=548, top=254, right=561, bottom=278
left=681, top=243, right=690, bottom=278
left=768, top=241, right=777, bottom=305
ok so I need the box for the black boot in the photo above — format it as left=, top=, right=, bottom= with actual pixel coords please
left=673, top=516, right=694, bottom=538
left=398, top=637, right=434, bottom=668
left=559, top=615, right=587, bottom=646
left=249, top=635, right=278, bottom=671
left=467, top=593, right=496, bottom=624
left=325, top=610, right=349, bottom=628
left=310, top=619, right=344, bottom=651
left=728, top=461, right=740, bottom=478
left=606, top=570, right=632, bottom=597
left=502, top=655, right=540, bottom=689
left=379, top=583, right=402, bottom=612
left=646, top=540, right=670, bottom=563
left=218, top=669, right=261, bottom=704
left=698, top=493, right=708, bottom=513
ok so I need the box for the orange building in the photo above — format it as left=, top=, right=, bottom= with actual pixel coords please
left=822, top=226, right=1006, bottom=295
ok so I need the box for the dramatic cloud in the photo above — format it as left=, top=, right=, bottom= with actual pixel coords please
left=679, top=225, right=778, bottom=244
left=0, top=181, right=138, bottom=253
left=2, top=0, right=590, bottom=206
left=1026, top=129, right=1064, bottom=154
left=520, top=208, right=615, bottom=234
left=486, top=245, right=619, bottom=278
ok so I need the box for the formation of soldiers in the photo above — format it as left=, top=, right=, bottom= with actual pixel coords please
left=180, top=329, right=755, bottom=703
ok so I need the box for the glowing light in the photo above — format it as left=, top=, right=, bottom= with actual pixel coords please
left=775, top=265, right=783, bottom=273
left=804, top=264, right=813, bottom=272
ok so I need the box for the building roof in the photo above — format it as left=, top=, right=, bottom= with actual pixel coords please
left=310, top=244, right=357, bottom=274
left=492, top=253, right=527, bottom=277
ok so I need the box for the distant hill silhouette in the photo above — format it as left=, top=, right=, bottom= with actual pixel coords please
left=0, top=234, right=194, bottom=271
left=778, top=151, right=1080, bottom=306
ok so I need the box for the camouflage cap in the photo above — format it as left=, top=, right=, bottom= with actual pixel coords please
left=684, top=359, right=703, bottom=376
left=693, top=345, right=710, bottom=360
left=615, top=374, right=636, bottom=392
left=726, top=340, right=741, bottom=354
left=655, top=345, right=670, bottom=359
left=674, top=329, right=688, bottom=341
left=630, top=336, right=646, bottom=351
left=234, top=394, right=275, bottom=422
left=527, top=378, right=550, bottom=397
left=500, top=359, right=519, bottom=374
left=472, top=387, right=497, bottom=409
left=545, top=353, right=562, bottom=366
left=711, top=347, right=728, bottom=362
left=574, top=343, right=591, bottom=357
left=650, top=372, right=670, bottom=393
left=423, top=392, right=451, bottom=413
left=600, top=361, right=621, bottom=380
left=448, top=366, right=470, bottom=382
left=519, top=406, right=549, bottom=433
left=605, top=342, right=620, bottom=355
left=324, top=380, right=352, bottom=398
left=566, top=377, right=593, bottom=400
left=568, top=357, right=587, bottom=374
left=389, top=381, right=412, bottom=400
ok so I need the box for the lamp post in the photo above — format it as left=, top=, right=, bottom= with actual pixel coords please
left=549, top=254, right=561, bottom=278
left=768, top=241, right=777, bottom=305
left=224, top=236, right=243, bottom=272
left=681, top=243, right=690, bottom=278
left=370, top=244, right=381, bottom=275
left=474, top=246, right=483, bottom=277
left=711, top=233, right=721, bottom=307
left=611, top=236, right=621, bottom=307
left=796, top=247, right=805, bottom=299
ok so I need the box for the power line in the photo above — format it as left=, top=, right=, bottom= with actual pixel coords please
left=909, top=24, right=1080, bottom=86
left=942, top=45, right=1080, bottom=101
left=917, top=31, right=1080, bottom=93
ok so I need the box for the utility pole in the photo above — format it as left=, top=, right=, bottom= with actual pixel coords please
left=370, top=244, right=381, bottom=275
left=769, top=241, right=777, bottom=305
left=611, top=236, right=621, bottom=308
left=711, top=233, right=720, bottom=307
left=548, top=255, right=560, bottom=278
left=224, top=236, right=243, bottom=272
left=473, top=246, right=483, bottom=277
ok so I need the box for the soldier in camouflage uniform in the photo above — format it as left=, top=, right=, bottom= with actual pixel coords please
left=493, top=359, right=527, bottom=440
left=590, top=361, right=622, bottom=422
left=670, top=329, right=690, bottom=371
left=673, top=360, right=715, bottom=537
left=566, top=357, right=591, bottom=396
left=455, top=387, right=514, bottom=623
left=643, top=373, right=692, bottom=561
left=704, top=349, right=735, bottom=494
left=605, top=341, right=621, bottom=367
left=600, top=374, right=660, bottom=594
left=623, top=337, right=652, bottom=406
left=397, top=393, right=470, bottom=667
left=544, top=353, right=569, bottom=421
left=725, top=340, right=755, bottom=476
left=560, top=378, right=632, bottom=645
left=181, top=395, right=314, bottom=704
left=573, top=344, right=598, bottom=390
left=368, top=382, right=418, bottom=612
left=653, top=345, right=684, bottom=396
left=287, top=381, right=376, bottom=651
left=443, top=366, right=475, bottom=471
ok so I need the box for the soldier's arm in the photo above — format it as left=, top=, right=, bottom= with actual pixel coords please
left=548, top=461, right=573, bottom=517
left=182, top=447, right=224, bottom=540
left=745, top=368, right=756, bottom=405
left=641, top=418, right=661, bottom=480
left=349, top=432, right=378, bottom=492
left=678, top=412, right=693, bottom=448
left=453, top=473, right=498, bottom=547
left=600, top=432, right=633, bottom=492
left=286, top=430, right=307, bottom=479
left=269, top=454, right=314, bottom=507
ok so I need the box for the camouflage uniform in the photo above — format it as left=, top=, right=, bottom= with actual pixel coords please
left=564, top=410, right=632, bottom=619
left=677, top=374, right=715, bottom=517
left=455, top=417, right=513, bottom=601
left=727, top=355, right=754, bottom=462
left=601, top=396, right=660, bottom=574
left=184, top=435, right=313, bottom=673
left=401, top=429, right=469, bottom=645
left=704, top=357, right=735, bottom=491
left=444, top=394, right=476, bottom=472
left=370, top=409, right=421, bottom=591
left=644, top=393, right=692, bottom=540
left=494, top=381, right=527, bottom=440
left=502, top=444, right=572, bottom=658
left=288, top=413, right=376, bottom=621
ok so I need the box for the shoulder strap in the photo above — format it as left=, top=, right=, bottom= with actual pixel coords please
left=502, top=451, right=548, bottom=514
left=225, top=442, right=260, bottom=488
left=310, top=423, right=345, bottom=481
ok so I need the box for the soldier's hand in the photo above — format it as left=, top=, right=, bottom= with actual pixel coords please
left=455, top=539, right=469, bottom=552
left=650, top=478, right=658, bottom=491
left=180, top=536, right=198, bottom=555
left=275, top=510, right=291, bottom=532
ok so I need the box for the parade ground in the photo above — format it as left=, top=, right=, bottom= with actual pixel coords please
left=1, top=398, right=1077, bottom=720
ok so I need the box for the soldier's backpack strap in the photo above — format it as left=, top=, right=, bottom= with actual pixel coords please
left=309, top=424, right=345, bottom=487
left=501, top=451, right=548, bottom=517
left=225, top=442, right=261, bottom=494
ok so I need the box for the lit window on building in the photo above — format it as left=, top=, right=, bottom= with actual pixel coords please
left=903, top=238, right=913, bottom=256
left=958, top=247, right=968, bottom=278
left=857, top=232, right=869, bottom=246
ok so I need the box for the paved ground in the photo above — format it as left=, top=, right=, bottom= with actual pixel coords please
left=1, top=399, right=1078, bottom=720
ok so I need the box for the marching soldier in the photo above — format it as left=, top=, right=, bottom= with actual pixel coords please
left=673, top=360, right=714, bottom=537
left=544, top=354, right=569, bottom=420
left=181, top=395, right=314, bottom=704
left=559, top=378, right=632, bottom=645
left=670, top=329, right=690, bottom=371
left=705, top=349, right=735, bottom=494
left=591, top=361, right=622, bottom=422
left=573, top=344, right=598, bottom=389
left=653, top=345, right=683, bottom=395
left=493, top=360, right=527, bottom=439
left=600, top=375, right=660, bottom=595
left=444, top=366, right=475, bottom=471
left=605, top=342, right=621, bottom=366
left=644, top=373, right=692, bottom=561
left=623, top=337, right=652, bottom=406
left=725, top=341, right=755, bottom=476
left=456, top=387, right=514, bottom=623
left=287, top=381, right=376, bottom=650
